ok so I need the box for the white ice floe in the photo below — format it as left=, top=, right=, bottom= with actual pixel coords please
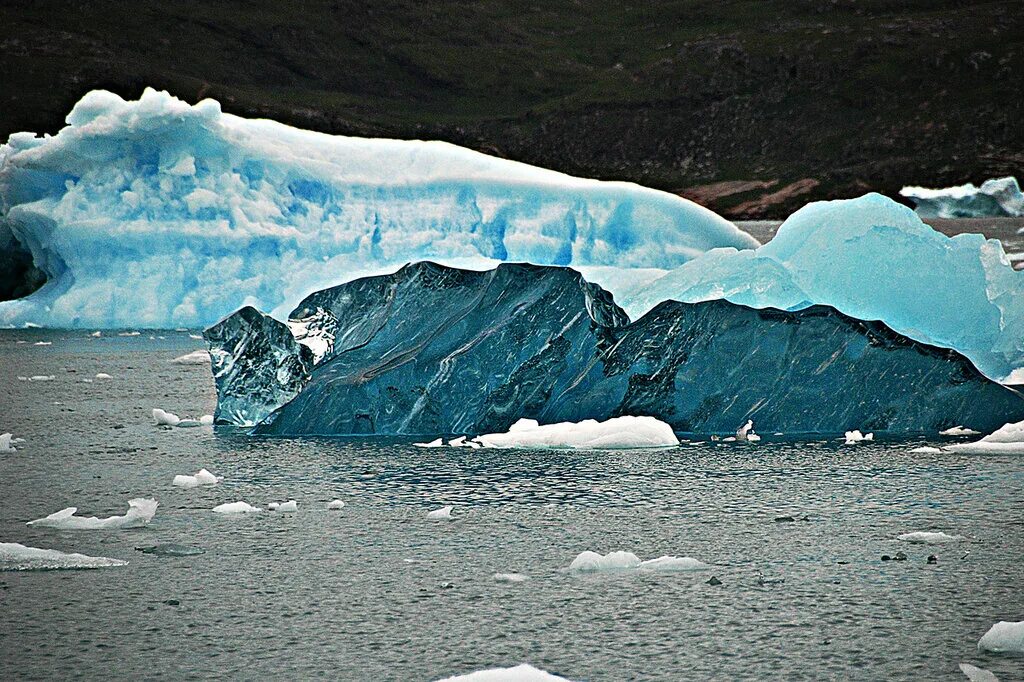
left=736, top=419, right=761, bottom=442
left=959, top=663, right=999, bottom=682
left=844, top=430, right=874, bottom=444
left=947, top=419, right=1024, bottom=454
left=19, top=375, right=55, bottom=382
left=27, top=498, right=158, bottom=530
left=897, top=531, right=965, bottom=544
left=569, top=550, right=707, bottom=572
left=212, top=501, right=261, bottom=514
left=327, top=500, right=346, bottom=510
left=200, top=415, right=214, bottom=426
left=978, top=621, right=1024, bottom=654
left=172, top=468, right=221, bottom=488
left=941, top=426, right=981, bottom=437
left=493, top=573, right=528, bottom=583
left=90, top=331, right=102, bottom=337
left=94, top=373, right=112, bottom=380
left=909, top=446, right=943, bottom=454
left=33, top=341, right=51, bottom=346
left=267, top=502, right=279, bottom=510
left=414, top=438, right=444, bottom=448
left=171, top=350, right=211, bottom=365
left=0, top=433, right=16, bottom=452
left=0, top=541, right=128, bottom=570
left=153, top=408, right=181, bottom=426
left=427, top=506, right=454, bottom=520
left=474, top=416, right=679, bottom=450
left=188, top=334, right=203, bottom=340
left=270, top=500, right=297, bottom=513
left=436, top=664, right=571, bottom=682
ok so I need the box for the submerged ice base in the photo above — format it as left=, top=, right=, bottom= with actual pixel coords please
left=0, top=88, right=752, bottom=329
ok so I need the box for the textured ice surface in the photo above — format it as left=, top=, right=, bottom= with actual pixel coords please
left=172, top=468, right=220, bottom=488
left=171, top=350, right=210, bottom=365
left=0, top=88, right=752, bottom=329
left=978, top=621, right=1024, bottom=654
left=27, top=498, right=158, bottom=530
left=947, top=419, right=1024, bottom=454
left=897, top=532, right=964, bottom=544
left=901, top=177, right=1024, bottom=218
left=436, top=664, right=571, bottom=682
left=0, top=542, right=128, bottom=570
left=427, top=506, right=453, bottom=520
left=212, top=501, right=260, bottom=514
left=474, top=416, right=679, bottom=450
left=622, top=194, right=1024, bottom=381
left=240, top=263, right=1024, bottom=436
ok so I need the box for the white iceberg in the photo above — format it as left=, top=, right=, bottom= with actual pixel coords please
left=327, top=499, right=346, bottom=510
left=569, top=550, right=707, bottom=572
left=27, top=498, right=158, bottom=530
left=0, top=88, right=752, bottom=330
left=493, top=573, right=528, bottom=583
left=637, top=556, right=708, bottom=571
left=978, top=621, right=1024, bottom=654
left=427, top=506, right=454, bottom=520
left=947, top=419, right=1024, bottom=454
left=212, top=501, right=261, bottom=514
left=0, top=433, right=15, bottom=452
left=436, top=664, right=571, bottom=682
left=94, top=372, right=112, bottom=380
left=474, top=416, right=679, bottom=450
left=959, top=663, right=999, bottom=682
left=940, top=426, right=981, bottom=436
left=171, top=350, right=211, bottom=365
left=897, top=532, right=965, bottom=544
left=414, top=438, right=445, bottom=448
left=172, top=468, right=221, bottom=488
left=900, top=177, right=1024, bottom=219
left=153, top=408, right=180, bottom=426
left=909, top=446, right=943, bottom=454
left=199, top=414, right=214, bottom=426
left=844, top=430, right=874, bottom=444
left=0, top=541, right=128, bottom=570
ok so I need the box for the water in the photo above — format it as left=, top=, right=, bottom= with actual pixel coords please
left=1, top=330, right=1022, bottom=680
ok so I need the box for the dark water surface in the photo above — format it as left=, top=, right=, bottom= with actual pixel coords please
left=1, top=331, right=1022, bottom=681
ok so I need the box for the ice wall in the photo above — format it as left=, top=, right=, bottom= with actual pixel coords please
left=0, top=88, right=754, bottom=328
left=622, top=193, right=1024, bottom=381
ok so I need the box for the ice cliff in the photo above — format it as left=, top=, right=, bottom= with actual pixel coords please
left=620, top=193, right=1024, bottom=381
left=0, top=88, right=752, bottom=328
left=900, top=177, right=1024, bottom=218
left=206, top=262, right=1024, bottom=436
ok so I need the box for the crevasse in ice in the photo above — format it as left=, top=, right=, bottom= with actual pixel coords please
left=0, top=87, right=753, bottom=328
left=622, top=193, right=1024, bottom=381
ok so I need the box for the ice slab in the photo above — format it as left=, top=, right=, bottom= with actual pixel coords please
left=0, top=541, right=128, bottom=570
left=0, top=87, right=753, bottom=329
left=897, top=532, right=965, bottom=544
left=327, top=500, right=345, bottom=510
left=0, top=433, right=15, bottom=452
left=414, top=438, right=444, bottom=448
left=947, top=419, right=1024, bottom=454
left=171, top=350, right=211, bottom=365
left=436, top=665, right=571, bottom=682
left=909, top=446, right=943, bottom=454
left=212, top=501, right=260, bottom=514
left=901, top=177, right=1024, bottom=218
left=959, top=663, right=999, bottom=682
left=570, top=551, right=706, bottom=572
left=474, top=416, right=679, bottom=450
left=427, top=506, right=453, bottom=520
left=978, top=621, right=1024, bottom=654
left=27, top=498, right=158, bottom=530
left=941, top=426, right=981, bottom=436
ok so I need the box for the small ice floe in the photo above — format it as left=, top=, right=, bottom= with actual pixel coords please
left=897, top=531, right=965, bottom=544
left=569, top=550, right=706, bottom=572
left=959, top=663, right=999, bottom=682
left=494, top=573, right=528, bottom=583
left=172, top=468, right=221, bottom=488
left=212, top=501, right=261, bottom=514
left=269, top=500, right=297, bottom=512
left=118, top=331, right=140, bottom=337
left=736, top=420, right=761, bottom=442
left=0, top=541, right=128, bottom=570
left=941, top=426, right=981, bottom=437
left=327, top=499, right=346, bottom=510
left=435, top=664, right=571, bottom=682
left=268, top=502, right=279, bottom=510
left=33, top=341, right=52, bottom=346
left=153, top=408, right=181, bottom=426
left=200, top=415, right=214, bottom=426
left=474, top=416, right=679, bottom=449
left=427, top=505, right=454, bottom=519
left=90, top=331, right=102, bottom=337
left=978, top=621, right=1024, bottom=654
left=20, top=375, right=55, bottom=382
left=414, top=438, right=444, bottom=448
left=947, top=419, right=1024, bottom=454
left=27, top=498, right=159, bottom=530
left=0, top=433, right=16, bottom=452
left=910, top=446, right=943, bottom=453
left=188, top=334, right=203, bottom=340
left=170, top=350, right=211, bottom=365
left=95, top=373, right=112, bottom=380
left=844, top=430, right=874, bottom=444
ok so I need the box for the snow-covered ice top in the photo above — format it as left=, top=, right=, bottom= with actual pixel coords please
left=622, top=193, right=1024, bottom=381
left=475, top=416, right=679, bottom=450
left=977, top=621, right=1024, bottom=654
left=26, top=498, right=158, bottom=530
left=900, top=177, right=1024, bottom=218
left=436, top=664, right=572, bottom=682
left=0, top=541, right=128, bottom=570
left=947, top=419, right=1024, bottom=454
left=0, top=87, right=754, bottom=329
left=172, top=468, right=220, bottom=488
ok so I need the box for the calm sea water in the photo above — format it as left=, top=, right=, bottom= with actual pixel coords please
left=0, top=327, right=1022, bottom=681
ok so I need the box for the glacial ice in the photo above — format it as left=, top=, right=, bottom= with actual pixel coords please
left=0, top=87, right=753, bottom=329
left=946, top=419, right=1024, bottom=454
left=474, top=417, right=679, bottom=450
left=978, top=621, right=1024, bottom=654
left=0, top=433, right=15, bottom=452
left=212, top=501, right=261, bottom=514
left=622, top=193, right=1024, bottom=381
left=27, top=498, right=158, bottom=530
left=897, top=531, right=964, bottom=544
left=493, top=573, right=528, bottom=582
left=172, top=468, right=220, bottom=488
left=171, top=350, right=211, bottom=365
left=569, top=551, right=705, bottom=572
left=844, top=430, right=874, bottom=444
left=327, top=499, right=346, bottom=510
left=414, top=438, right=444, bottom=448
left=436, top=665, right=571, bottom=682
left=909, top=446, right=943, bottom=454
left=940, top=426, right=981, bottom=436
left=959, top=663, right=999, bottom=682
left=900, top=177, right=1024, bottom=218
left=153, top=408, right=180, bottom=426
left=0, top=541, right=128, bottom=570
left=270, top=500, right=297, bottom=512
left=94, top=372, right=112, bottom=380
left=427, top=506, right=454, bottom=520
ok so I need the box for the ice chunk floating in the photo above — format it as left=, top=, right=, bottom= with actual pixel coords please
left=900, top=177, right=1024, bottom=218
left=569, top=551, right=706, bottom=572
left=621, top=193, right=1024, bottom=381
left=172, top=468, right=220, bottom=488
left=436, top=665, right=571, bottom=682
left=0, top=542, right=128, bottom=570
left=978, top=621, right=1024, bottom=655
left=27, top=498, right=158, bottom=530
left=897, top=532, right=965, bottom=544
left=212, top=501, right=261, bottom=514
left=474, top=417, right=678, bottom=450
left=947, top=419, right=1024, bottom=454
left=0, top=88, right=753, bottom=329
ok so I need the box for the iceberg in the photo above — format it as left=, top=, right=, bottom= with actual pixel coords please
left=474, top=416, right=678, bottom=450
left=844, top=430, right=874, bottom=444
left=493, top=573, right=528, bottom=583
left=427, top=506, right=453, bottom=520
left=621, top=193, right=1024, bottom=381
left=0, top=433, right=15, bottom=452
left=959, top=663, right=999, bottom=682
left=172, top=468, right=220, bottom=488
left=946, top=419, right=1024, bottom=454
left=940, top=426, right=981, bottom=436
left=234, top=263, right=1024, bottom=437
left=900, top=177, right=1024, bottom=218
left=568, top=551, right=705, bottom=572
left=170, top=350, right=211, bottom=365
left=153, top=408, right=180, bottom=426
left=978, top=621, right=1024, bottom=654
left=27, top=498, right=158, bottom=530
left=897, top=531, right=964, bottom=544
left=436, top=665, right=571, bottom=682
left=0, top=88, right=753, bottom=329
left=270, top=500, right=297, bottom=513
left=212, top=501, right=260, bottom=514
left=0, top=541, right=128, bottom=570
left=327, top=499, right=346, bottom=510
